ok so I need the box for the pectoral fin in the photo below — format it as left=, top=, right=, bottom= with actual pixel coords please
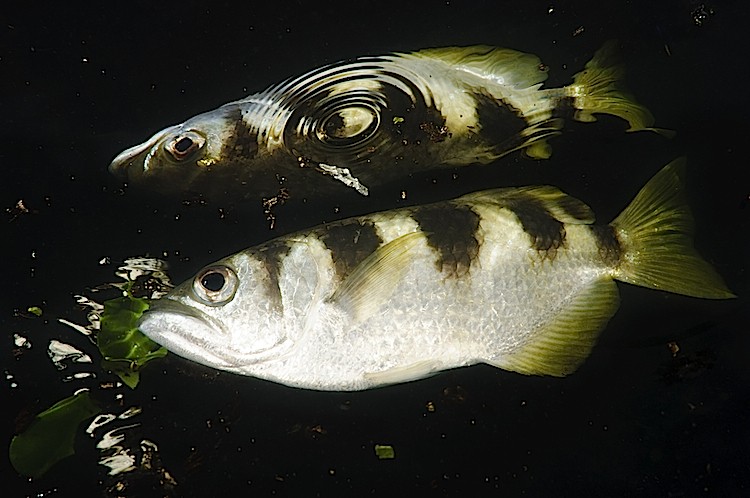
left=488, top=278, right=620, bottom=376
left=331, top=232, right=425, bottom=323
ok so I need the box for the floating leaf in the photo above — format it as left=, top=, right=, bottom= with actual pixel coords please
left=374, top=444, right=395, bottom=460
left=98, top=292, right=166, bottom=388
left=10, top=390, right=101, bottom=478
left=27, top=306, right=42, bottom=317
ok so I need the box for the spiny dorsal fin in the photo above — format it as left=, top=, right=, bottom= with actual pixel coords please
left=487, top=278, right=620, bottom=376
left=412, top=45, right=549, bottom=91
left=459, top=186, right=596, bottom=224
left=331, top=232, right=425, bottom=323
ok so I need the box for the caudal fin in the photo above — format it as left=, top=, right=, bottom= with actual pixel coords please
left=610, top=158, right=734, bottom=299
left=567, top=42, right=669, bottom=135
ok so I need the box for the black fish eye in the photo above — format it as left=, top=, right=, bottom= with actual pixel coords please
left=174, top=137, right=194, bottom=153
left=165, top=130, right=206, bottom=161
left=192, top=265, right=238, bottom=305
left=201, top=271, right=225, bottom=292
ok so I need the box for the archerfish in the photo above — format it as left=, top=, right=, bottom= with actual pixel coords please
left=110, top=43, right=659, bottom=201
left=137, top=159, right=733, bottom=391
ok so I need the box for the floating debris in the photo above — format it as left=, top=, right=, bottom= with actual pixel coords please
left=667, top=341, right=680, bottom=357
left=374, top=444, right=395, bottom=460
left=262, top=188, right=290, bottom=229
left=6, top=198, right=31, bottom=222
left=691, top=3, right=715, bottom=26
left=27, top=306, right=43, bottom=317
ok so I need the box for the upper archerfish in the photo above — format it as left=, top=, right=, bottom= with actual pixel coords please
left=110, top=43, right=660, bottom=201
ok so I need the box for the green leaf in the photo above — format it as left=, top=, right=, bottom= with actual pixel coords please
left=10, top=390, right=101, bottom=478
left=27, top=306, right=43, bottom=317
left=97, top=292, right=166, bottom=388
left=374, top=444, right=395, bottom=460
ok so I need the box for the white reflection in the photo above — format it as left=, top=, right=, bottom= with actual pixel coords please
left=100, top=450, right=136, bottom=476
left=63, top=372, right=96, bottom=382
left=13, top=333, right=31, bottom=348
left=86, top=414, right=117, bottom=435
left=47, top=339, right=92, bottom=369
left=118, top=406, right=143, bottom=420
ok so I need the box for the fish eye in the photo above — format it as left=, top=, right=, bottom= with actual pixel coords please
left=165, top=130, right=206, bottom=162
left=192, top=265, right=238, bottom=306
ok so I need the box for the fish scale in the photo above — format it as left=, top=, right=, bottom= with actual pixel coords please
left=137, top=159, right=734, bottom=390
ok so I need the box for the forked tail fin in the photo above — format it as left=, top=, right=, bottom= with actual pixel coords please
left=610, top=158, right=734, bottom=299
left=567, top=41, right=671, bottom=136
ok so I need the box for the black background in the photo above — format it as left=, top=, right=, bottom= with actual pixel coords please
left=3, top=1, right=749, bottom=496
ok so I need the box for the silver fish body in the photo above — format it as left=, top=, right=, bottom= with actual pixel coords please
left=111, top=43, right=657, bottom=201
left=137, top=159, right=733, bottom=391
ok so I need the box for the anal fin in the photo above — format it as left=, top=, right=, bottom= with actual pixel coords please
left=489, top=278, right=620, bottom=377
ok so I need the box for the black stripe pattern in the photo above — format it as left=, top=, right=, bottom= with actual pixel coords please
left=224, top=106, right=259, bottom=163
left=589, top=224, right=622, bottom=266
left=503, top=196, right=567, bottom=260
left=472, top=91, right=528, bottom=155
left=255, top=240, right=293, bottom=309
left=318, top=220, right=383, bottom=279
left=412, top=204, right=482, bottom=278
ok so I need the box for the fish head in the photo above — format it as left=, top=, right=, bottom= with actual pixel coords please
left=108, top=104, right=250, bottom=194
left=137, top=254, right=293, bottom=371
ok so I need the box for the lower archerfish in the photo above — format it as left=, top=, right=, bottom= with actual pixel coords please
left=137, top=159, right=733, bottom=391
left=110, top=43, right=659, bottom=201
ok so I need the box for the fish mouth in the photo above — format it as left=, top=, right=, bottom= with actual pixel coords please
left=143, top=297, right=229, bottom=335
left=137, top=297, right=236, bottom=369
left=108, top=125, right=178, bottom=178
left=139, top=296, right=298, bottom=371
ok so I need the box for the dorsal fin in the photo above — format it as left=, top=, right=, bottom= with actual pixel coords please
left=412, top=45, right=549, bottom=90
left=459, top=186, right=596, bottom=225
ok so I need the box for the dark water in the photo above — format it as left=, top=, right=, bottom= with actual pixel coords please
left=3, top=1, right=749, bottom=496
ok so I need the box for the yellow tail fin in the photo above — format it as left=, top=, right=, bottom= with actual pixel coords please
left=611, top=158, right=734, bottom=299
left=567, top=41, right=670, bottom=135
